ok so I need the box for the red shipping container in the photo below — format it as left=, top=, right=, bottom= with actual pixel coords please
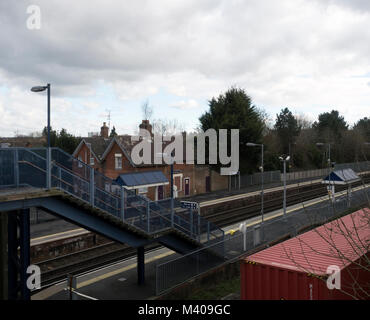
left=241, top=208, right=370, bottom=300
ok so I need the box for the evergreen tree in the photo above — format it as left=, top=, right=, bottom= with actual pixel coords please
left=274, top=108, right=301, bottom=155
left=199, top=87, right=265, bottom=174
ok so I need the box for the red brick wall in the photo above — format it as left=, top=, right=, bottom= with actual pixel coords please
left=74, top=140, right=203, bottom=201
left=75, top=143, right=100, bottom=171
left=210, top=169, right=228, bottom=191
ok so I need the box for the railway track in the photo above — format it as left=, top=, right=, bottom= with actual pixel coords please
left=35, top=175, right=370, bottom=291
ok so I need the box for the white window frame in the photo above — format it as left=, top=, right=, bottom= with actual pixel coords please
left=173, top=173, right=183, bottom=192
left=90, top=157, right=95, bottom=166
left=138, top=187, right=148, bottom=194
left=115, top=153, right=122, bottom=170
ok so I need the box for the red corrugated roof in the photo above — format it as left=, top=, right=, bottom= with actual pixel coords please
left=245, top=208, right=370, bottom=275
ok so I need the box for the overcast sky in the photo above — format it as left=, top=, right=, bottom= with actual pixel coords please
left=0, top=0, right=369, bottom=137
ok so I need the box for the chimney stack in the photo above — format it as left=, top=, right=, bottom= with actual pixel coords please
left=139, top=119, right=153, bottom=137
left=100, top=122, right=109, bottom=138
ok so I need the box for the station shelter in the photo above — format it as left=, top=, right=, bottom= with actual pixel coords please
left=321, top=168, right=360, bottom=203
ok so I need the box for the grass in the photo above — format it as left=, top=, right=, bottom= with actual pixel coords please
left=184, top=275, right=240, bottom=300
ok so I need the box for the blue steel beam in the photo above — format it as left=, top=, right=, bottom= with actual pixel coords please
left=0, top=196, right=151, bottom=248
left=0, top=196, right=204, bottom=254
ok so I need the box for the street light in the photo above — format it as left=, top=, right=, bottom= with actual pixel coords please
left=31, top=83, right=51, bottom=189
left=246, top=142, right=264, bottom=223
left=316, top=142, right=334, bottom=200
left=279, top=155, right=290, bottom=218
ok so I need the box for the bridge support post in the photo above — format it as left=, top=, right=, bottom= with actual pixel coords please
left=0, top=212, right=8, bottom=300
left=8, top=209, right=30, bottom=300
left=137, top=247, right=145, bottom=285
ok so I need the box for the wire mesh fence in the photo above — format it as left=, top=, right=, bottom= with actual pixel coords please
left=156, top=185, right=370, bottom=295
left=230, top=161, right=370, bottom=191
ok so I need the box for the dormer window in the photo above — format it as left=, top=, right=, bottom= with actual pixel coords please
left=115, top=153, right=122, bottom=169
left=90, top=157, right=95, bottom=166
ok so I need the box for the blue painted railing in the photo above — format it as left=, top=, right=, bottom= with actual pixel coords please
left=0, top=147, right=224, bottom=245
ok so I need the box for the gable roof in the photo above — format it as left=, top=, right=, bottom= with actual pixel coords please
left=72, top=132, right=192, bottom=168
left=100, top=136, right=136, bottom=167
left=322, top=168, right=360, bottom=185
left=72, top=137, right=112, bottom=162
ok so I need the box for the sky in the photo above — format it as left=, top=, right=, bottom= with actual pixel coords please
left=0, top=0, right=369, bottom=137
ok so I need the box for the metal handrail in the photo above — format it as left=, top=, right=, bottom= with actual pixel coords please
left=1, top=147, right=225, bottom=245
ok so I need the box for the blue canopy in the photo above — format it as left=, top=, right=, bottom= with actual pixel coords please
left=115, top=171, right=169, bottom=189
left=322, top=168, right=360, bottom=185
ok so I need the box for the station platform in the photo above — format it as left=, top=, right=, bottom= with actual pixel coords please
left=32, top=183, right=369, bottom=300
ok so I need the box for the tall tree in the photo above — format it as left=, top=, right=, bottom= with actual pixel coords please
left=199, top=87, right=265, bottom=174
left=353, top=117, right=370, bottom=141
left=274, top=108, right=301, bottom=156
left=313, top=110, right=348, bottom=141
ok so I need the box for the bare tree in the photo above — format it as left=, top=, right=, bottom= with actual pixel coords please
left=282, top=190, right=370, bottom=300
left=295, top=113, right=313, bottom=130
left=141, top=99, right=153, bottom=121
left=152, top=118, right=185, bottom=136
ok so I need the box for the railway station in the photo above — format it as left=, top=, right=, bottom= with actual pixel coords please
left=2, top=2, right=370, bottom=307
left=0, top=145, right=369, bottom=301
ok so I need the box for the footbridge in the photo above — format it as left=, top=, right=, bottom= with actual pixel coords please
left=0, top=147, right=224, bottom=300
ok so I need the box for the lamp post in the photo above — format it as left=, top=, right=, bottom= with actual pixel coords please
left=31, top=83, right=51, bottom=189
left=316, top=142, right=333, bottom=200
left=247, top=142, right=264, bottom=223
left=279, top=155, right=290, bottom=218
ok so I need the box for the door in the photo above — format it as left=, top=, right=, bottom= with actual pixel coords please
left=206, top=176, right=211, bottom=193
left=184, top=178, right=190, bottom=196
left=157, top=185, right=164, bottom=200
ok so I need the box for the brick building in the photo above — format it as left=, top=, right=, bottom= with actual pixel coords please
left=72, top=121, right=226, bottom=200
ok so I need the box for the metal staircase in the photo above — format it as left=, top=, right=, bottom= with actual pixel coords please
left=0, top=147, right=224, bottom=252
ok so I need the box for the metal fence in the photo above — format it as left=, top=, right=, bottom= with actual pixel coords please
left=0, top=147, right=224, bottom=245
left=156, top=184, right=370, bottom=295
left=230, top=161, right=370, bottom=190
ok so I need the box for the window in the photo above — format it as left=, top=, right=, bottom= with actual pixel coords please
left=78, top=156, right=83, bottom=168
left=173, top=173, right=183, bottom=191
left=90, top=157, right=95, bottom=166
left=115, top=153, right=122, bottom=169
left=138, top=187, right=148, bottom=194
